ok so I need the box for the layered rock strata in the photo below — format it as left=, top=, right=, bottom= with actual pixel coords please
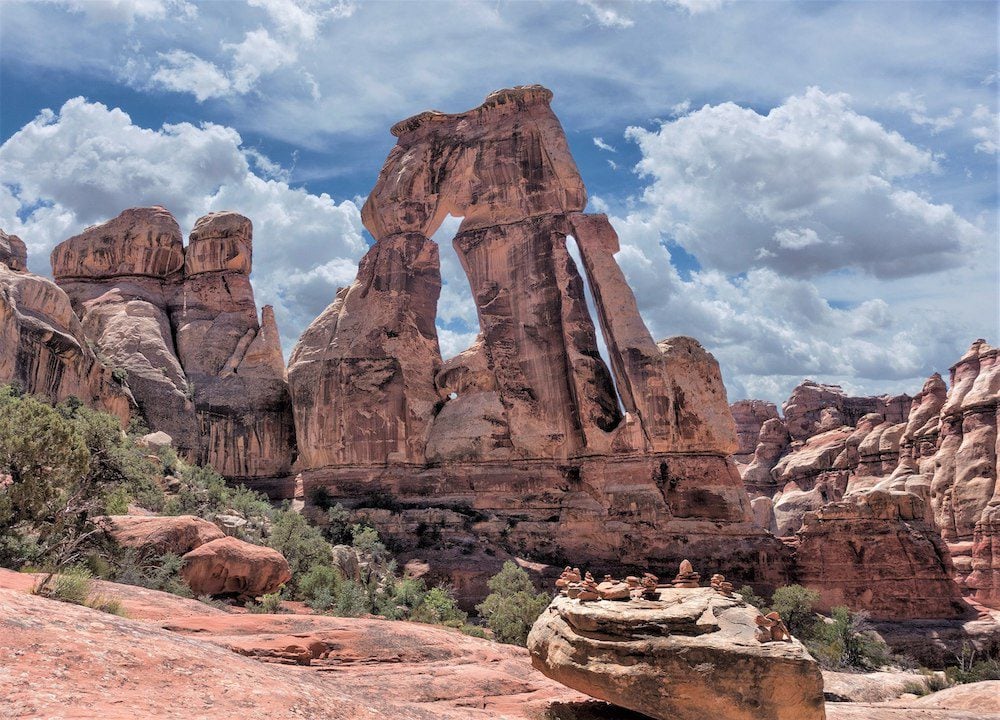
left=793, top=488, right=967, bottom=620
left=50, top=208, right=295, bottom=481
left=931, top=340, right=1000, bottom=604
left=528, top=590, right=826, bottom=720
left=0, top=229, right=131, bottom=422
left=287, top=86, right=785, bottom=588
left=731, top=399, right=780, bottom=463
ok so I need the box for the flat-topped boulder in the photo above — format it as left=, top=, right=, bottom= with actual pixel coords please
left=528, top=589, right=826, bottom=720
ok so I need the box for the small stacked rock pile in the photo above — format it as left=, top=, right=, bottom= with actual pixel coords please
left=556, top=561, right=746, bottom=603
left=625, top=573, right=659, bottom=600
left=709, top=573, right=735, bottom=597
left=671, top=559, right=701, bottom=588
left=754, top=612, right=792, bottom=643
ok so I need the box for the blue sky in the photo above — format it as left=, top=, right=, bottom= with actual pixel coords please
left=0, top=0, right=997, bottom=404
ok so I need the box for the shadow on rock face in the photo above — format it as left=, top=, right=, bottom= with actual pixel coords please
left=545, top=701, right=655, bottom=720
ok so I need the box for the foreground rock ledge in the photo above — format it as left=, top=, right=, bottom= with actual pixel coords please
left=528, top=589, right=826, bottom=720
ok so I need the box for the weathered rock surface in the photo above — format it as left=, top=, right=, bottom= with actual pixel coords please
left=782, top=380, right=909, bottom=442
left=50, top=207, right=295, bottom=481
left=286, top=86, right=777, bottom=589
left=181, top=536, right=291, bottom=598
left=0, top=578, right=591, bottom=720
left=102, top=514, right=225, bottom=555
left=742, top=417, right=791, bottom=494
left=528, top=590, right=826, bottom=720
left=0, top=230, right=132, bottom=422
left=0, top=229, right=27, bottom=271
left=794, top=489, right=967, bottom=620
left=732, top=399, right=780, bottom=463
left=931, top=340, right=1000, bottom=600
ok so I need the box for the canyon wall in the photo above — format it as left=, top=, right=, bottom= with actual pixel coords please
left=736, top=340, right=1000, bottom=611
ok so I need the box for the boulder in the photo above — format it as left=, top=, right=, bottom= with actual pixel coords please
left=181, top=536, right=291, bottom=598
left=104, top=514, right=225, bottom=555
left=528, top=590, right=826, bottom=720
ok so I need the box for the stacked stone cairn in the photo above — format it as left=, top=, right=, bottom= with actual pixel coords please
left=754, top=612, right=792, bottom=643
left=709, top=573, right=735, bottom=597
left=671, top=559, right=701, bottom=588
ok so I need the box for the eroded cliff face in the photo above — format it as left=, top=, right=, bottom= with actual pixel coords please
left=50, top=208, right=295, bottom=481
left=737, top=340, right=1000, bottom=611
left=0, top=230, right=132, bottom=422
left=288, top=86, right=780, bottom=587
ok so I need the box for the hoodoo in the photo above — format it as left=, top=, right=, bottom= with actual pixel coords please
left=50, top=208, right=296, bottom=482
left=287, top=86, right=788, bottom=586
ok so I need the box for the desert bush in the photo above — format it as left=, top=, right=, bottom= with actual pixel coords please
left=770, top=584, right=821, bottom=638
left=0, top=388, right=89, bottom=533
left=946, top=643, right=1000, bottom=684
left=410, top=586, right=466, bottom=627
left=299, top=564, right=344, bottom=612
left=246, top=591, right=284, bottom=613
left=267, top=509, right=335, bottom=594
left=808, top=606, right=890, bottom=670
left=736, top=585, right=768, bottom=609
left=334, top=580, right=369, bottom=617
left=476, top=561, right=551, bottom=646
left=107, top=549, right=190, bottom=597
left=42, top=566, right=93, bottom=605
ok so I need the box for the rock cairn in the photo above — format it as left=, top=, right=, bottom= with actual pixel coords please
left=754, top=612, right=792, bottom=643
left=671, top=559, right=701, bottom=588
left=556, top=561, right=745, bottom=603
left=709, top=573, right=735, bottom=597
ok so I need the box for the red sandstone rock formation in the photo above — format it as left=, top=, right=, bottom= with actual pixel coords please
left=102, top=514, right=226, bottom=555
left=287, top=86, right=778, bottom=589
left=931, top=340, right=1000, bottom=603
left=782, top=380, right=909, bottom=442
left=0, top=229, right=132, bottom=421
left=181, top=536, right=291, bottom=598
left=732, top=399, right=780, bottom=463
left=50, top=207, right=295, bottom=481
left=794, top=488, right=967, bottom=621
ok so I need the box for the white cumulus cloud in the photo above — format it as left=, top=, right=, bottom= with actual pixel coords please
left=0, top=98, right=368, bottom=353
left=626, top=87, right=985, bottom=280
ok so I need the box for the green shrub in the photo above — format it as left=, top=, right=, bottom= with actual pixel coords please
left=770, top=584, right=820, bottom=638
left=901, top=680, right=930, bottom=696
left=460, top=624, right=489, bottom=639
left=410, top=586, right=466, bottom=627
left=808, top=606, right=890, bottom=670
left=946, top=643, right=1000, bottom=684
left=736, top=585, right=768, bottom=610
left=334, top=580, right=369, bottom=617
left=475, top=561, right=551, bottom=646
left=87, top=593, right=127, bottom=617
left=0, top=388, right=89, bottom=531
left=108, top=550, right=191, bottom=597
left=267, top=510, right=335, bottom=594
left=40, top=566, right=93, bottom=605
left=299, top=564, right=344, bottom=612
left=323, top=503, right=353, bottom=545
left=246, top=591, right=284, bottom=614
